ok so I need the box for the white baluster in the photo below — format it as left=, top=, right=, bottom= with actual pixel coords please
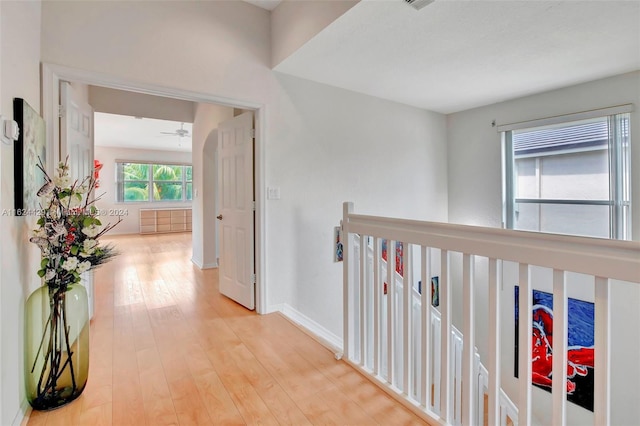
left=462, top=254, right=475, bottom=425
left=387, top=240, right=395, bottom=386
left=403, top=243, right=412, bottom=397
left=421, top=246, right=432, bottom=409
left=518, top=263, right=532, bottom=426
left=359, top=234, right=366, bottom=366
left=488, top=258, right=501, bottom=426
left=594, top=276, right=611, bottom=426
left=373, top=237, right=381, bottom=376
left=440, top=250, right=452, bottom=422
left=551, top=269, right=567, bottom=425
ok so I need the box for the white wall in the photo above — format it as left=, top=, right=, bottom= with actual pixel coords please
left=40, top=1, right=449, bottom=339
left=269, top=73, right=448, bottom=332
left=89, top=86, right=195, bottom=124
left=0, top=1, right=42, bottom=424
left=447, top=72, right=640, bottom=425
left=271, top=0, right=358, bottom=67
left=202, top=129, right=218, bottom=268
left=191, top=103, right=233, bottom=269
left=93, top=146, right=192, bottom=235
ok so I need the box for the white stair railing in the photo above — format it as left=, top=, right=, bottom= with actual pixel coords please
left=358, top=237, right=518, bottom=425
left=342, top=202, right=640, bottom=426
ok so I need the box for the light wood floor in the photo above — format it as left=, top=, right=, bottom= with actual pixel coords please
left=27, top=233, right=429, bottom=426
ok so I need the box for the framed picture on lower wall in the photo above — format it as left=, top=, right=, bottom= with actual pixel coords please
left=514, top=286, right=595, bottom=411
left=14, top=98, right=46, bottom=216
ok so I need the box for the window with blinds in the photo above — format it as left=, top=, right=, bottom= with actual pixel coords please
left=502, top=111, right=631, bottom=240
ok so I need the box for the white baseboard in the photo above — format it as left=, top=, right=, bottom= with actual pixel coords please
left=279, top=304, right=343, bottom=354
left=192, top=257, right=218, bottom=269
left=13, top=401, right=28, bottom=426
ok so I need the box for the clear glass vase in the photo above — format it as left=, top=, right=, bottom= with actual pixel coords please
left=25, top=282, right=90, bottom=410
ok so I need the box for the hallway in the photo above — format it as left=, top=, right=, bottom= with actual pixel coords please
left=26, top=233, right=428, bottom=425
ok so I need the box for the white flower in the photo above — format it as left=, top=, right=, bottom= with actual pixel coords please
left=62, top=256, right=79, bottom=271
left=82, top=225, right=101, bottom=238
left=54, top=175, right=72, bottom=188
left=67, top=193, right=83, bottom=209
left=76, top=185, right=88, bottom=194
left=45, top=269, right=56, bottom=281
left=83, top=239, right=98, bottom=253
left=76, top=261, right=91, bottom=274
left=49, top=206, right=60, bottom=220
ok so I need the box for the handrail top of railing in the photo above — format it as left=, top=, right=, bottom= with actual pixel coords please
left=345, top=211, right=639, bottom=251
left=343, top=202, right=640, bottom=283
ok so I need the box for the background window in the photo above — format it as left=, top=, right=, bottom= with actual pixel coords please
left=116, top=162, right=192, bottom=203
left=503, top=113, right=630, bottom=239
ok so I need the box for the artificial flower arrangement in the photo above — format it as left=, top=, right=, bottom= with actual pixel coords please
left=25, top=158, right=121, bottom=410
left=30, top=159, right=121, bottom=287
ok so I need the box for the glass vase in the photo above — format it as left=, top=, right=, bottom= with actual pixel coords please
left=25, top=282, right=90, bottom=410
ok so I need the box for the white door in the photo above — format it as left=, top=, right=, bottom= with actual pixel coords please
left=217, top=112, right=255, bottom=310
left=60, top=82, right=96, bottom=318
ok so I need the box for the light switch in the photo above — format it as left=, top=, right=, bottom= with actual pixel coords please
left=0, top=115, right=19, bottom=145
left=267, top=187, right=281, bottom=200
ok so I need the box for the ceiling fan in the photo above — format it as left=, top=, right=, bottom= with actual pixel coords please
left=160, top=122, right=190, bottom=138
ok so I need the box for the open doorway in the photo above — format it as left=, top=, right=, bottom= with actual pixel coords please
left=42, top=63, right=266, bottom=313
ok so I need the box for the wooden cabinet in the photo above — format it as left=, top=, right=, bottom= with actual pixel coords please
left=139, top=208, right=192, bottom=234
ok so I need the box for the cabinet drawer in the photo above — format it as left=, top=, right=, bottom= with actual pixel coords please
left=140, top=218, right=155, bottom=226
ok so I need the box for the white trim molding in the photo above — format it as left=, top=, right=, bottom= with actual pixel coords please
left=279, top=304, right=343, bottom=354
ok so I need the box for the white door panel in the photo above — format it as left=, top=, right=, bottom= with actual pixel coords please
left=218, top=112, right=255, bottom=310
left=61, top=82, right=96, bottom=319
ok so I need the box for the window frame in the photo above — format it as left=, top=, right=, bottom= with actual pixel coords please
left=116, top=161, right=193, bottom=203
left=500, top=105, right=632, bottom=240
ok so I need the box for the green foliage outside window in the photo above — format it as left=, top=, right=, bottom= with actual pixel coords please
left=118, top=162, right=192, bottom=202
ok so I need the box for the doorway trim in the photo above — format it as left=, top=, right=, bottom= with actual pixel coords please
left=41, top=62, right=267, bottom=314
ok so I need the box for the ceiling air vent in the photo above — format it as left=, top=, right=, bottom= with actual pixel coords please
left=404, top=0, right=434, bottom=10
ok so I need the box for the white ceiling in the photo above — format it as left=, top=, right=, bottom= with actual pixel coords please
left=94, top=112, right=193, bottom=153
left=243, top=0, right=281, bottom=11
left=275, top=0, right=640, bottom=114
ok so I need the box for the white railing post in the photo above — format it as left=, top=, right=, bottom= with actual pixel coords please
left=594, top=277, right=611, bottom=426
left=518, top=263, right=532, bottom=426
left=551, top=269, right=568, bottom=425
left=487, top=258, right=501, bottom=426
left=440, top=250, right=452, bottom=423
left=462, top=254, right=475, bottom=425
left=342, top=202, right=353, bottom=360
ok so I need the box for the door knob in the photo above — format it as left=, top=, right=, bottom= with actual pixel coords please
left=216, top=215, right=223, bottom=220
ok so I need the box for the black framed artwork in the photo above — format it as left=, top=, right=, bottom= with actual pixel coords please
left=14, top=98, right=46, bottom=216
